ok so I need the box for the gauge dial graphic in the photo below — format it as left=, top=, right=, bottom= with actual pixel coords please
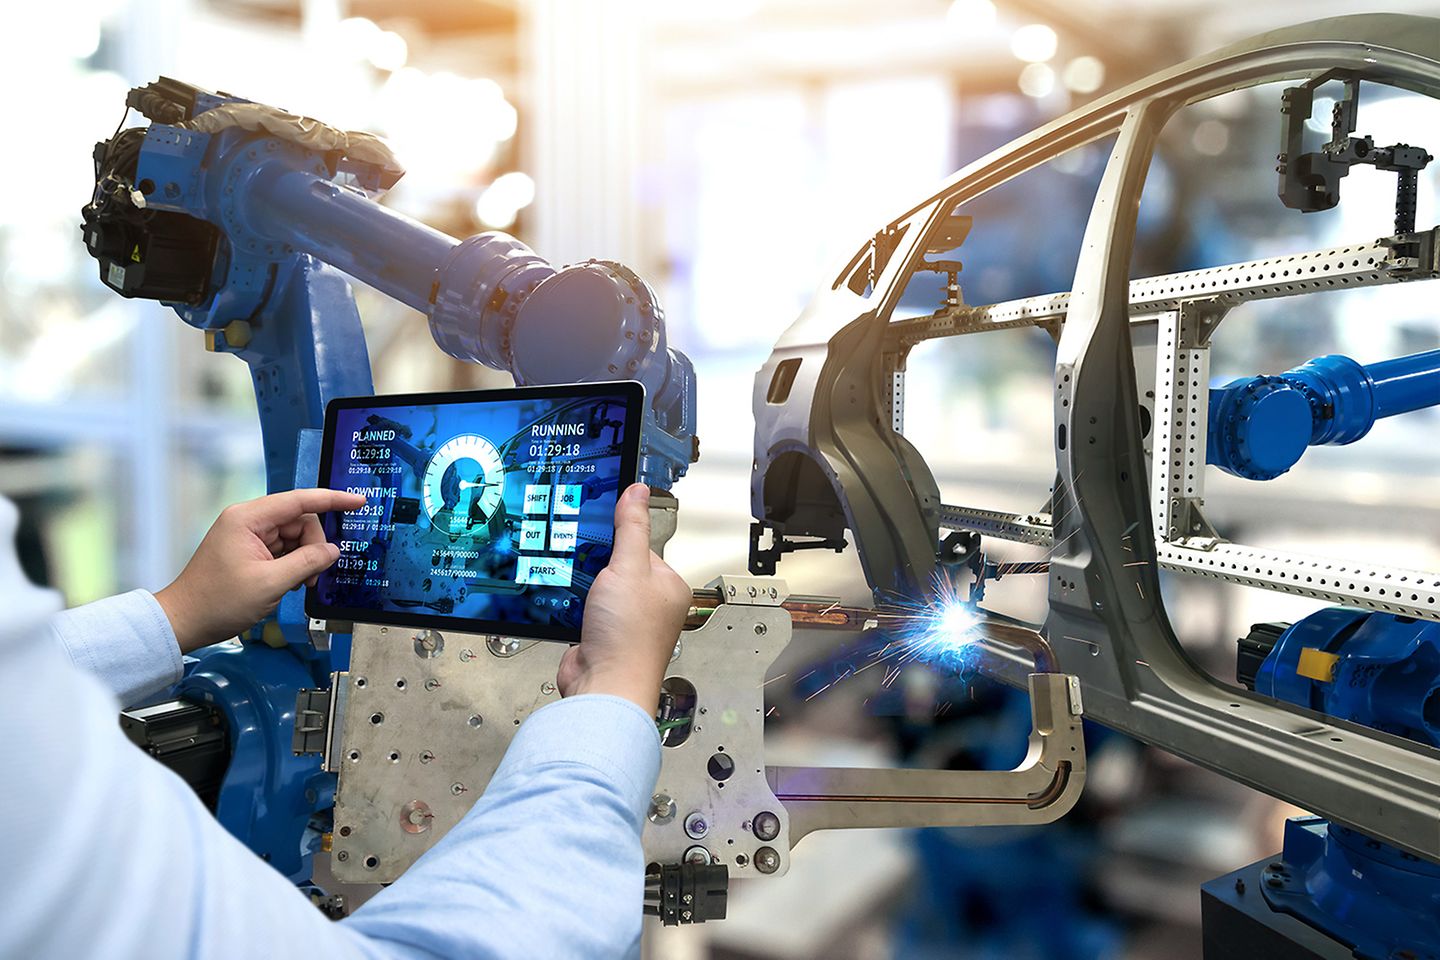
left=422, top=434, right=506, bottom=537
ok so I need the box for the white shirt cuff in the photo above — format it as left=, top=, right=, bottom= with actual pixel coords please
left=48, top=589, right=184, bottom=705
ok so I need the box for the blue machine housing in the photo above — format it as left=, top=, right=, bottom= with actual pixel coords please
left=1256, top=607, right=1440, bottom=746
left=1208, top=349, right=1440, bottom=480
left=1261, top=817, right=1440, bottom=960
left=1233, top=607, right=1440, bottom=957
left=95, top=80, right=699, bottom=884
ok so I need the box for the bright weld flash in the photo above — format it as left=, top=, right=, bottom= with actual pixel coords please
left=937, top=603, right=979, bottom=641
left=932, top=602, right=980, bottom=648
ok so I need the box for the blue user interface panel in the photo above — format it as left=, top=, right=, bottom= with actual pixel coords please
left=308, top=383, right=643, bottom=642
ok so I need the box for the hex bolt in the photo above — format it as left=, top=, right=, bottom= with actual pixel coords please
left=747, top=586, right=758, bottom=597
left=752, top=811, right=781, bottom=841
left=754, top=847, right=780, bottom=874
left=451, top=782, right=468, bottom=796
left=682, top=910, right=692, bottom=922
left=684, top=812, right=709, bottom=839
left=648, top=794, right=677, bottom=825
left=413, top=630, right=444, bottom=659
left=487, top=635, right=522, bottom=658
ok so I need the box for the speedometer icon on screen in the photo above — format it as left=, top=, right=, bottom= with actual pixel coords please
left=422, top=434, right=506, bottom=538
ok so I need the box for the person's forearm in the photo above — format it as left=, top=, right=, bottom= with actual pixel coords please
left=346, top=695, right=662, bottom=959
left=5, top=590, right=383, bottom=960
left=47, top=589, right=183, bottom=704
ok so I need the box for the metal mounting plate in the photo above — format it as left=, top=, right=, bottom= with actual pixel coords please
left=331, top=580, right=793, bottom=884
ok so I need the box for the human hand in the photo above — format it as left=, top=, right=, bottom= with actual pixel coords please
left=155, top=489, right=365, bottom=653
left=556, top=484, right=691, bottom=714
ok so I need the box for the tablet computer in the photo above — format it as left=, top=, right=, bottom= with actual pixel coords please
left=306, top=381, right=645, bottom=642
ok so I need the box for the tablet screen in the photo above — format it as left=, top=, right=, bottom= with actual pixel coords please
left=307, top=382, right=644, bottom=642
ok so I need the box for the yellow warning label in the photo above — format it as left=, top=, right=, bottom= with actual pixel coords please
left=130, top=244, right=142, bottom=263
left=1296, top=647, right=1340, bottom=683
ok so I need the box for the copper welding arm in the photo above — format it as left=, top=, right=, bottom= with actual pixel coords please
left=688, top=588, right=1059, bottom=673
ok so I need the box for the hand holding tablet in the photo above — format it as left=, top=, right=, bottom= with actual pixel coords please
left=306, top=382, right=645, bottom=643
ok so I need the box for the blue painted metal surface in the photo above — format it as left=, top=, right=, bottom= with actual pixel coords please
left=128, top=96, right=382, bottom=878
left=1255, top=607, right=1440, bottom=746
left=1208, top=348, right=1440, bottom=480
left=133, top=105, right=697, bottom=488
left=112, top=79, right=698, bottom=883
left=1251, top=608, right=1440, bottom=956
left=1260, top=817, right=1440, bottom=960
left=176, top=643, right=332, bottom=883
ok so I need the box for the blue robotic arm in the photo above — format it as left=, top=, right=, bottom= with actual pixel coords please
left=84, top=78, right=697, bottom=494
left=1207, top=349, right=1440, bottom=481
left=81, top=77, right=697, bottom=886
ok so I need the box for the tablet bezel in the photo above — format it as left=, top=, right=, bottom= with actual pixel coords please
left=305, top=380, right=646, bottom=643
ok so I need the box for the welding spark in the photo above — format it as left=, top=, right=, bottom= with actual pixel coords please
left=868, top=571, right=987, bottom=676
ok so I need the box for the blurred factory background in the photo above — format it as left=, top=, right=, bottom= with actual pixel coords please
left=6, top=1, right=1440, bottom=958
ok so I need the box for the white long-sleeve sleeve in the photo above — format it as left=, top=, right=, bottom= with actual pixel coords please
left=1, top=497, right=660, bottom=959
left=48, top=587, right=184, bottom=703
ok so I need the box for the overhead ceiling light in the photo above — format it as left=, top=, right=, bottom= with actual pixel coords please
left=1018, top=62, right=1056, bottom=99
left=1192, top=119, right=1230, bottom=156
left=368, top=31, right=408, bottom=72
left=1010, top=23, right=1058, bottom=63
left=1062, top=55, right=1105, bottom=94
left=335, top=17, right=408, bottom=72
left=475, top=172, right=537, bottom=229
left=945, top=0, right=998, bottom=31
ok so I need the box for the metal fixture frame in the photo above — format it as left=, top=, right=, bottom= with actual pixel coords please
left=328, top=576, right=1084, bottom=882
left=750, top=14, right=1440, bottom=860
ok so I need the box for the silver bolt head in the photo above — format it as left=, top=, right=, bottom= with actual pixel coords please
left=684, top=812, right=709, bottom=839
left=647, top=794, right=677, bottom=825
left=683, top=845, right=712, bottom=865
left=487, top=635, right=522, bottom=657
left=754, top=847, right=780, bottom=874
left=425, top=679, right=441, bottom=691
left=459, top=648, right=475, bottom=662
left=450, top=782, right=467, bottom=795
left=541, top=681, right=557, bottom=695
left=752, top=811, right=781, bottom=841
